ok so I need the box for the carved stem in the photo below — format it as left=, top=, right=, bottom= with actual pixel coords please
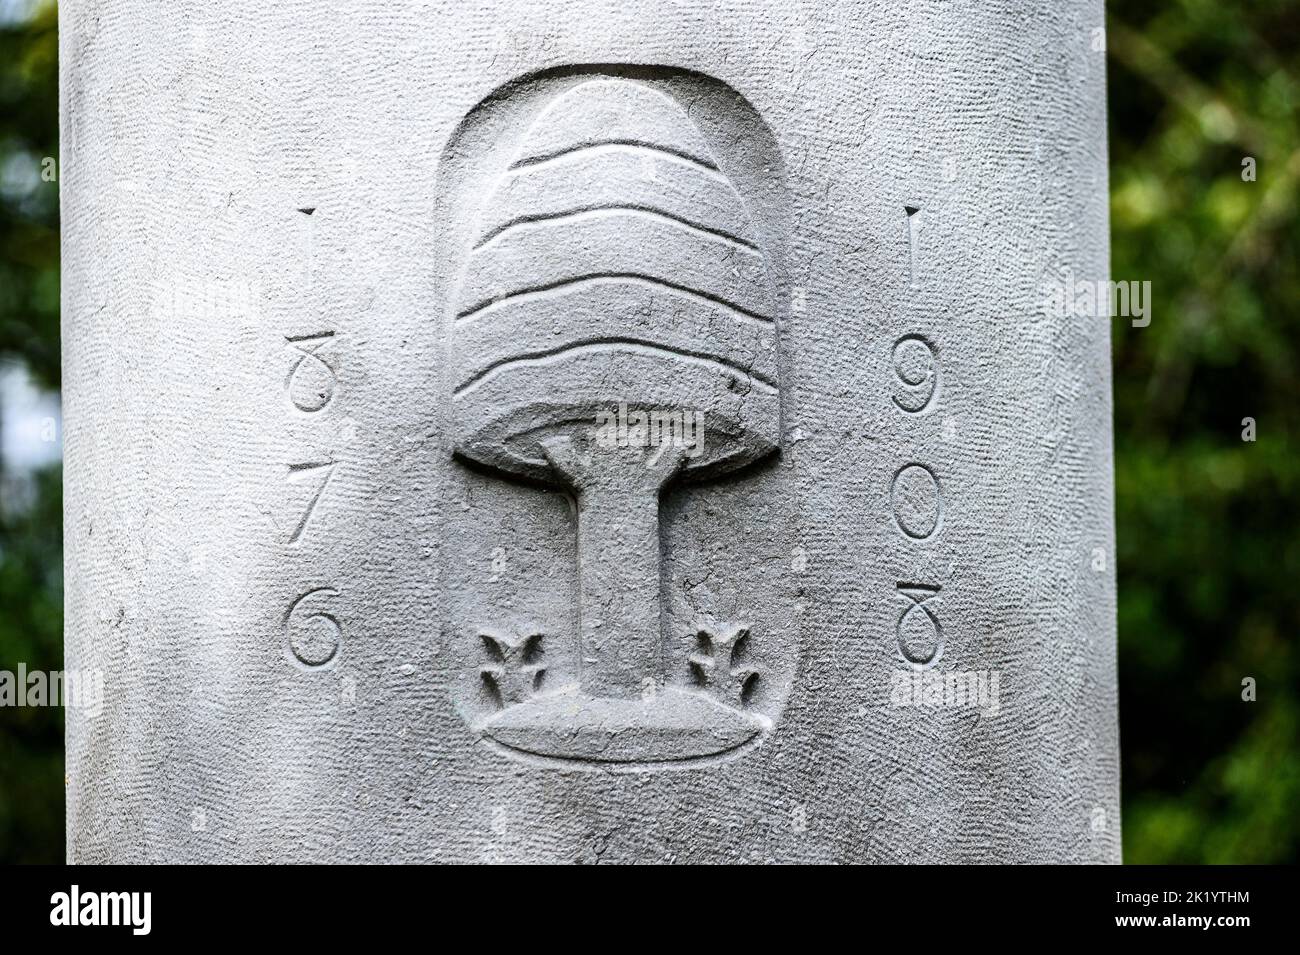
left=541, top=436, right=686, bottom=698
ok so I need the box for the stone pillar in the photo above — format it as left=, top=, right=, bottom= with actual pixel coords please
left=63, top=0, right=1119, bottom=863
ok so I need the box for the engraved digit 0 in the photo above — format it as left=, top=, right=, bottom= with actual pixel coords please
left=890, top=462, right=942, bottom=541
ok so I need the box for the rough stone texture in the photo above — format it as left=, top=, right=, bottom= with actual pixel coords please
left=63, top=0, right=1119, bottom=863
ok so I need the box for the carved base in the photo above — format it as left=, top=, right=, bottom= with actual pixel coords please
left=476, top=686, right=770, bottom=766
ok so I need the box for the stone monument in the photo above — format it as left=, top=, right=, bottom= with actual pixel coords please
left=63, top=0, right=1119, bottom=862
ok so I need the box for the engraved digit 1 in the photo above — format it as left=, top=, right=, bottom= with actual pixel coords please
left=905, top=205, right=922, bottom=289
left=896, top=584, right=942, bottom=669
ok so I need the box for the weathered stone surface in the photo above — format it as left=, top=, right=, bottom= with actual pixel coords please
left=63, top=0, right=1118, bottom=862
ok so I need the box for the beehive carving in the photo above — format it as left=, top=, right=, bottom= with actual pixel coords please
left=448, top=77, right=783, bottom=766
left=451, top=78, right=780, bottom=483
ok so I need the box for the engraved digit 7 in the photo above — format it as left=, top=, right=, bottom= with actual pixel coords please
left=287, top=460, right=336, bottom=545
left=891, top=334, right=939, bottom=414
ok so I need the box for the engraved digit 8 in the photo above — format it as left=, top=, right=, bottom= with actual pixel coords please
left=286, top=332, right=337, bottom=413
left=891, top=335, right=938, bottom=414
left=896, top=585, right=942, bottom=669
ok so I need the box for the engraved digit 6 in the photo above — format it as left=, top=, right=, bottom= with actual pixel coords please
left=891, top=334, right=938, bottom=414
left=285, top=587, right=342, bottom=668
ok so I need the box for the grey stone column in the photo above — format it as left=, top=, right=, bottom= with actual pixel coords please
left=63, top=0, right=1119, bottom=863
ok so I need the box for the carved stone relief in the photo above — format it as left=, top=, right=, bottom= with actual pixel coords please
left=439, top=68, right=795, bottom=769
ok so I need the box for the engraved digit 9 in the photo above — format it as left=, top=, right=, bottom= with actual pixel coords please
left=891, top=334, right=938, bottom=414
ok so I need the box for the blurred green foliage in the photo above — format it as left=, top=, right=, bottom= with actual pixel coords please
left=0, top=1, right=1296, bottom=863
left=0, top=0, right=60, bottom=864
left=1109, top=0, right=1298, bottom=863
left=0, top=1, right=57, bottom=387
left=0, top=467, right=62, bottom=863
